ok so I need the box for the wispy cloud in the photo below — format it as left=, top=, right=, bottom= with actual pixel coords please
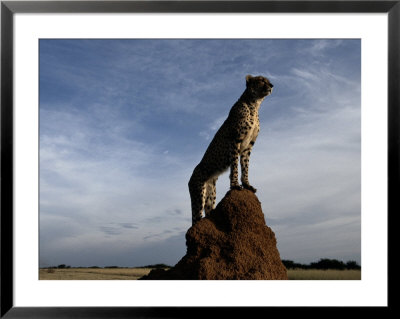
left=248, top=57, right=361, bottom=262
left=198, top=115, right=226, bottom=140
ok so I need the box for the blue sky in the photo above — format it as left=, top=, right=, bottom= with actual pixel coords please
left=39, top=39, right=361, bottom=268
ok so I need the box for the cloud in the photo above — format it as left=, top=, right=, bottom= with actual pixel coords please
left=118, top=223, right=139, bottom=229
left=39, top=102, right=192, bottom=267
left=199, top=116, right=226, bottom=140
left=98, top=223, right=139, bottom=236
left=305, top=39, right=344, bottom=57
left=40, top=230, right=187, bottom=268
left=99, top=226, right=123, bottom=236
left=246, top=57, right=361, bottom=264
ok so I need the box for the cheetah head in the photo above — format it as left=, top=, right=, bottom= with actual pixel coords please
left=246, top=75, right=273, bottom=98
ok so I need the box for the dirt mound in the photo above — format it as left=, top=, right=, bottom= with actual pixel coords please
left=140, top=189, right=288, bottom=280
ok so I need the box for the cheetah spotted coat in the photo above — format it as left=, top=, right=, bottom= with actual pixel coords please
left=189, top=75, right=273, bottom=225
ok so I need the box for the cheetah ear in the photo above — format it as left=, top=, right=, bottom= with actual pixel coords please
left=246, top=74, right=253, bottom=86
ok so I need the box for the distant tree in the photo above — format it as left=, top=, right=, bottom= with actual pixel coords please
left=151, top=264, right=171, bottom=269
left=139, top=264, right=171, bottom=269
left=310, top=259, right=346, bottom=270
left=282, top=260, right=294, bottom=268
left=281, top=260, right=306, bottom=269
left=346, top=260, right=361, bottom=270
left=282, top=259, right=360, bottom=270
left=56, top=264, right=71, bottom=269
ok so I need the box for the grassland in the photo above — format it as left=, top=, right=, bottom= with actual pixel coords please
left=39, top=268, right=361, bottom=280
left=39, top=267, right=153, bottom=280
left=287, top=269, right=361, bottom=280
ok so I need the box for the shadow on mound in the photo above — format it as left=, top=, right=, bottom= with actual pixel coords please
left=139, top=189, right=288, bottom=280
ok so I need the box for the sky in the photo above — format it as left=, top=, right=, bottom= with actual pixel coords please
left=39, top=39, right=361, bottom=268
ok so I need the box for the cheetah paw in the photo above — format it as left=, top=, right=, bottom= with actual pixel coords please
left=230, top=185, right=243, bottom=191
left=243, top=184, right=257, bottom=193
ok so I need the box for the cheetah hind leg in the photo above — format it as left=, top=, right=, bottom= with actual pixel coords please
left=204, top=177, right=217, bottom=217
left=189, top=178, right=207, bottom=226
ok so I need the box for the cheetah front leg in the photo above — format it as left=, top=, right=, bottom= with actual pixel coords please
left=229, top=142, right=242, bottom=191
left=240, top=141, right=257, bottom=193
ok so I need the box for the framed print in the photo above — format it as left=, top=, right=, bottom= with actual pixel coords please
left=1, top=0, right=397, bottom=317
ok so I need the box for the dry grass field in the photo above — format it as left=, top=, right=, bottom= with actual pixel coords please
left=39, top=268, right=361, bottom=280
left=287, top=269, right=361, bottom=280
left=39, top=268, right=153, bottom=280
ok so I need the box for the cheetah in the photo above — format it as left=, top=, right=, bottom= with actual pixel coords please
left=188, top=74, right=273, bottom=225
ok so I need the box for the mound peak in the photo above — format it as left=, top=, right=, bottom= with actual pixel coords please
left=140, top=189, right=288, bottom=280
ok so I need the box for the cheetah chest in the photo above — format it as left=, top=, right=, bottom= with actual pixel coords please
left=240, top=119, right=259, bottom=153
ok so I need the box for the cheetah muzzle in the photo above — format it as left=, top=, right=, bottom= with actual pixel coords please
left=189, top=74, right=273, bottom=225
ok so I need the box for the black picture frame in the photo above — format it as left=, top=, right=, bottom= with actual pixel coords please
left=1, top=1, right=396, bottom=317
